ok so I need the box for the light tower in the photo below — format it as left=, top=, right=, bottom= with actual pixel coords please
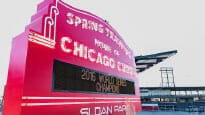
left=160, top=67, right=176, bottom=88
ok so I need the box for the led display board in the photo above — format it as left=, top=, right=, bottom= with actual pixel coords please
left=3, top=0, right=141, bottom=115
left=53, top=60, right=135, bottom=95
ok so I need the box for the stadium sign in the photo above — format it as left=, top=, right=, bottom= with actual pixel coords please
left=3, top=0, right=141, bottom=115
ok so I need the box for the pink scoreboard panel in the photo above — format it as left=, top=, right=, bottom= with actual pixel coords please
left=3, top=0, right=141, bottom=115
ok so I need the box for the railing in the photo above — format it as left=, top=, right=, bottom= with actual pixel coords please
left=159, top=102, right=205, bottom=112
left=142, top=102, right=205, bottom=112
left=141, top=94, right=205, bottom=98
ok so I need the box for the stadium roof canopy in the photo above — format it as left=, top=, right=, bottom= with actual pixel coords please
left=135, top=50, right=177, bottom=73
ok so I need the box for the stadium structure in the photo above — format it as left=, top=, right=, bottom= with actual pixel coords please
left=135, top=50, right=205, bottom=112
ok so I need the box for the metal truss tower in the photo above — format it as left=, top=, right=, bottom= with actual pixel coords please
left=160, top=67, right=176, bottom=88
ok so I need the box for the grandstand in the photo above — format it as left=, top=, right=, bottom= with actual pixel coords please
left=140, top=86, right=205, bottom=112
left=135, top=50, right=205, bottom=112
